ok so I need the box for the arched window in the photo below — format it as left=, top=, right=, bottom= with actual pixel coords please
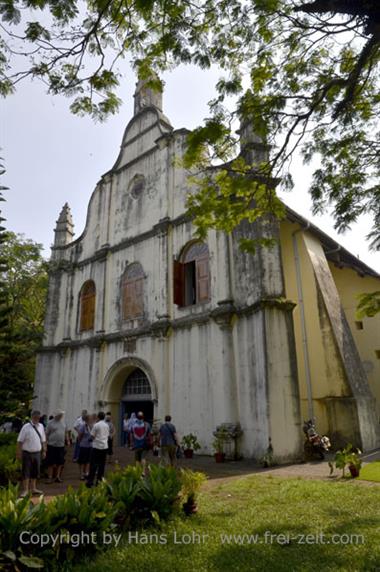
left=79, top=280, right=96, bottom=331
left=122, top=369, right=152, bottom=401
left=122, top=263, right=144, bottom=320
left=174, top=242, right=210, bottom=306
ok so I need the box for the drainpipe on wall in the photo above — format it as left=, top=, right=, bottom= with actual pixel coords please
left=292, top=223, right=314, bottom=420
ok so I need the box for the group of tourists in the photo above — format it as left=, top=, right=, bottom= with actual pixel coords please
left=72, top=410, right=115, bottom=481
left=15, top=409, right=179, bottom=497
left=121, top=413, right=179, bottom=465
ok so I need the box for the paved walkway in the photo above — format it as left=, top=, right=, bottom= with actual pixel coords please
left=33, top=445, right=380, bottom=500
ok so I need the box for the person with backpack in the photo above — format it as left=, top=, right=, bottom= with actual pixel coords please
left=131, top=411, right=151, bottom=466
left=159, top=415, right=179, bottom=467
left=16, top=410, right=47, bottom=497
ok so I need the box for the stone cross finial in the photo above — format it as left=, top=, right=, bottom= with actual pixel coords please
left=54, top=202, right=74, bottom=246
left=238, top=119, right=270, bottom=166
left=133, top=73, right=163, bottom=115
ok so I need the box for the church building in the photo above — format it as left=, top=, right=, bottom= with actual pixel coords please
left=34, top=78, right=380, bottom=461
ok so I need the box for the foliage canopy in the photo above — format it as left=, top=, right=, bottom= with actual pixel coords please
left=0, top=178, right=48, bottom=422
left=1, top=1, right=379, bottom=312
left=1, top=1, right=379, bottom=247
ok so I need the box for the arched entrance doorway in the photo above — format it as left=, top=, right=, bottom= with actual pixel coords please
left=121, top=368, right=154, bottom=426
left=101, top=358, right=157, bottom=445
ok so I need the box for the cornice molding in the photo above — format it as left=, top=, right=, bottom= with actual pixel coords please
left=49, top=213, right=191, bottom=274
left=37, top=297, right=296, bottom=354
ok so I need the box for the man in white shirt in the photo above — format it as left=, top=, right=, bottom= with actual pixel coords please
left=16, top=410, right=47, bottom=497
left=86, top=411, right=109, bottom=487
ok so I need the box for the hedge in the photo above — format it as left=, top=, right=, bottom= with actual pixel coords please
left=0, top=464, right=206, bottom=571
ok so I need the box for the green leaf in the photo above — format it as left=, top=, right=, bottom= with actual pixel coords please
left=18, top=555, right=45, bottom=568
left=2, top=550, right=16, bottom=561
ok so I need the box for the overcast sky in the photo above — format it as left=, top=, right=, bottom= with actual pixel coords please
left=2, top=63, right=379, bottom=272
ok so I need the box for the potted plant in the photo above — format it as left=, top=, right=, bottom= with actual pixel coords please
left=260, top=438, right=275, bottom=468
left=330, top=444, right=362, bottom=478
left=180, top=469, right=207, bottom=515
left=348, top=450, right=362, bottom=478
left=181, top=434, right=201, bottom=459
left=212, top=428, right=229, bottom=462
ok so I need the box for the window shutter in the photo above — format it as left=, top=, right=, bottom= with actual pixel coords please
left=80, top=288, right=95, bottom=331
left=134, top=278, right=144, bottom=316
left=80, top=299, right=88, bottom=331
left=88, top=295, right=95, bottom=329
left=173, top=260, right=185, bottom=306
left=123, top=278, right=144, bottom=319
left=196, top=257, right=210, bottom=302
left=123, top=281, right=134, bottom=319
left=130, top=282, right=138, bottom=317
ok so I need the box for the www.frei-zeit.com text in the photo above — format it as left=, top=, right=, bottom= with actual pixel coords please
left=19, top=531, right=365, bottom=548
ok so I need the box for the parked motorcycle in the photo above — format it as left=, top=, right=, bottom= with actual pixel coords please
left=303, top=419, right=331, bottom=460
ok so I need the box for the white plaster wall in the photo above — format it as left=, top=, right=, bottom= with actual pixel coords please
left=37, top=321, right=240, bottom=454
left=35, top=96, right=304, bottom=461
left=233, top=313, right=269, bottom=457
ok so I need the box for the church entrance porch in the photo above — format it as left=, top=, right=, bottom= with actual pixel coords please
left=121, top=400, right=154, bottom=425
left=120, top=368, right=154, bottom=444
left=101, top=357, right=157, bottom=446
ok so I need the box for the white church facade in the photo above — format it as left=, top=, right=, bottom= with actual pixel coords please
left=34, top=79, right=380, bottom=461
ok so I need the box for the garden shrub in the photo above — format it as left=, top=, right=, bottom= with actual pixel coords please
left=105, top=464, right=182, bottom=527
left=0, top=484, right=47, bottom=571
left=0, top=433, right=17, bottom=446
left=45, top=484, right=118, bottom=565
left=104, top=465, right=143, bottom=528
left=138, top=465, right=182, bottom=521
left=0, top=441, right=20, bottom=486
left=0, top=465, right=197, bottom=570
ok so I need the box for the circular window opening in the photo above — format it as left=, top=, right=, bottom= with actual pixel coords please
left=130, top=176, right=145, bottom=199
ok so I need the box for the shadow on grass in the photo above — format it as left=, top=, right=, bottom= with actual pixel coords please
left=210, top=518, right=380, bottom=572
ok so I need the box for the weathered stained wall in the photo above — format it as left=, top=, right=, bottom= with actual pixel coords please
left=35, top=115, right=303, bottom=460
left=35, top=309, right=302, bottom=461
left=329, top=265, right=380, bottom=420
left=36, top=79, right=378, bottom=461
left=231, top=218, right=302, bottom=461
left=279, top=220, right=380, bottom=449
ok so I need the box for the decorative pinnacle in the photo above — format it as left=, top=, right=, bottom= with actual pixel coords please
left=54, top=203, right=74, bottom=246
left=133, top=72, right=163, bottom=115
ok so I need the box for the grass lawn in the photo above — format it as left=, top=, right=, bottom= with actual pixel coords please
left=359, top=462, right=380, bottom=483
left=75, top=475, right=380, bottom=572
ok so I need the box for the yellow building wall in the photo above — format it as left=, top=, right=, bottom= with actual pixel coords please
left=279, top=220, right=357, bottom=437
left=329, top=264, right=380, bottom=420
